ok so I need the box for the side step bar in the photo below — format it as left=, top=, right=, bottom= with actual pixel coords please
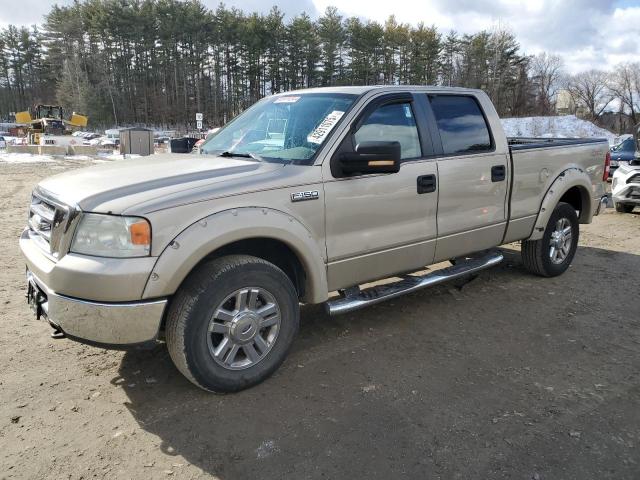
left=325, top=250, right=504, bottom=315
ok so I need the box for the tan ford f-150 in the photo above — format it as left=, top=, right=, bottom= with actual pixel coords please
left=20, top=86, right=611, bottom=392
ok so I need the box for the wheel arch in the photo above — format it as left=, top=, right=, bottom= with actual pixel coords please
left=527, top=168, right=594, bottom=241
left=142, top=207, right=328, bottom=304
left=199, top=238, right=308, bottom=298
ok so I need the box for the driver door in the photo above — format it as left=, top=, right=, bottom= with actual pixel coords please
left=322, top=93, right=439, bottom=291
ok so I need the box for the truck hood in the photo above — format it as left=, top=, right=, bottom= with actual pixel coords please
left=37, top=153, right=284, bottom=214
left=611, top=150, right=637, bottom=161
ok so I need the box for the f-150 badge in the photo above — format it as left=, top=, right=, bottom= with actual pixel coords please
left=291, top=190, right=319, bottom=202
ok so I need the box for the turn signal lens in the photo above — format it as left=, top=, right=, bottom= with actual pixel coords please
left=129, top=220, right=151, bottom=245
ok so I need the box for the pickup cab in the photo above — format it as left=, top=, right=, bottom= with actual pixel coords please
left=20, top=86, right=610, bottom=392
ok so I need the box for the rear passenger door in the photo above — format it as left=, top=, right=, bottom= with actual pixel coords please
left=423, top=94, right=509, bottom=262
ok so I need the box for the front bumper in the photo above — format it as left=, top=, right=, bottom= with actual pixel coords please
left=612, top=184, right=640, bottom=206
left=27, top=270, right=167, bottom=345
left=20, top=228, right=167, bottom=345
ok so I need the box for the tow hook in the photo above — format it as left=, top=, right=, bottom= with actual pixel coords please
left=49, top=322, right=66, bottom=339
left=596, top=196, right=609, bottom=215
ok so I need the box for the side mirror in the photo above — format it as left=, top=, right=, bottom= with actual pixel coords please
left=338, top=141, right=401, bottom=175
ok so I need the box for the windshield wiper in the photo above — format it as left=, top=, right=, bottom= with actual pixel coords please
left=219, top=151, right=262, bottom=162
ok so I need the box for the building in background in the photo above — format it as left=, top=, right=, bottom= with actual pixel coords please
left=556, top=89, right=587, bottom=117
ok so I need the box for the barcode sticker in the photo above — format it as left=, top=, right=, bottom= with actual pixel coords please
left=307, top=111, right=345, bottom=144
left=274, top=96, right=300, bottom=104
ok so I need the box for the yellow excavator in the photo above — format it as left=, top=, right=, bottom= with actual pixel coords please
left=15, top=105, right=88, bottom=145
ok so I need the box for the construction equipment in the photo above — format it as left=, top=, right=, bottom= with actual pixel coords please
left=15, top=105, right=88, bottom=145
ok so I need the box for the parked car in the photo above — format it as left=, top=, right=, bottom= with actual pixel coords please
left=612, top=162, right=640, bottom=213
left=609, top=136, right=637, bottom=174
left=20, top=86, right=609, bottom=392
left=0, top=136, right=6, bottom=149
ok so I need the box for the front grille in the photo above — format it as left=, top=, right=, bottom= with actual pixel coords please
left=27, top=189, right=79, bottom=260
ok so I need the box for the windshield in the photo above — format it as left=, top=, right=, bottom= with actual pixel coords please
left=613, top=138, right=635, bottom=152
left=201, top=93, right=357, bottom=164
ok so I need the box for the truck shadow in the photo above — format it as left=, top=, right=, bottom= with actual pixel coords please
left=113, top=245, right=640, bottom=479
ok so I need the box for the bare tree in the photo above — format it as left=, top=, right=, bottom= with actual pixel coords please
left=530, top=53, right=563, bottom=115
left=565, top=70, right=613, bottom=120
left=609, top=63, right=640, bottom=124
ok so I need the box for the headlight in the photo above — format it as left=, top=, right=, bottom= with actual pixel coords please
left=71, top=213, right=151, bottom=258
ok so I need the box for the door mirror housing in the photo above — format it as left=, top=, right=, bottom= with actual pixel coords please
left=338, top=141, right=401, bottom=175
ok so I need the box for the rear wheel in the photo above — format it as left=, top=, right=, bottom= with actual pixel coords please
left=165, top=255, right=299, bottom=392
left=615, top=203, right=635, bottom=213
left=521, top=202, right=579, bottom=277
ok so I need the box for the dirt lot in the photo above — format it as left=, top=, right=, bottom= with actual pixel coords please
left=1, top=159, right=639, bottom=480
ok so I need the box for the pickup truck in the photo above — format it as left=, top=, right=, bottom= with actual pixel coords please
left=20, top=86, right=610, bottom=392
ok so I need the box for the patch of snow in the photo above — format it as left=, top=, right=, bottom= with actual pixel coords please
left=0, top=152, right=106, bottom=164
left=0, top=153, right=55, bottom=164
left=102, top=153, right=142, bottom=161
left=501, top=115, right=616, bottom=144
left=1, top=136, right=22, bottom=145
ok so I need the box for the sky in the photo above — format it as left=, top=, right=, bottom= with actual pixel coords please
left=0, top=0, right=639, bottom=74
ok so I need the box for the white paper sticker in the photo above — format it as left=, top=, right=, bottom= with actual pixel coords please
left=307, top=111, right=345, bottom=144
left=274, top=96, right=300, bottom=104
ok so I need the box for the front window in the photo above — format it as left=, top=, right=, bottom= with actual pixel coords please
left=354, top=102, right=422, bottom=160
left=201, top=93, right=358, bottom=164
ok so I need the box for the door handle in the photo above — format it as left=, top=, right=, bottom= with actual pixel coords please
left=491, top=165, right=506, bottom=182
left=417, top=174, right=437, bottom=194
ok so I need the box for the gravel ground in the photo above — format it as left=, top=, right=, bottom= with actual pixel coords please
left=1, top=159, right=639, bottom=480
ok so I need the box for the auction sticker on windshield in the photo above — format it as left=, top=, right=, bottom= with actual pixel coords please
left=307, top=110, right=345, bottom=144
left=274, top=96, right=300, bottom=104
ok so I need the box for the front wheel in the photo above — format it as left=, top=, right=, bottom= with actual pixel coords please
left=521, top=202, right=579, bottom=277
left=165, top=255, right=300, bottom=392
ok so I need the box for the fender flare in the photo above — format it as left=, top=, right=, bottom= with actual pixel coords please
left=527, top=168, right=594, bottom=241
left=142, top=207, right=328, bottom=303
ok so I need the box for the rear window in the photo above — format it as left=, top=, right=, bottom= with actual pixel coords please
left=429, top=95, right=492, bottom=154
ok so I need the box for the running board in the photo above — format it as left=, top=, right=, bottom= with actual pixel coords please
left=325, top=250, right=504, bottom=315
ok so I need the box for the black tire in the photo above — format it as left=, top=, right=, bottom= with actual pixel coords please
left=521, top=202, right=579, bottom=277
left=165, top=254, right=299, bottom=392
left=615, top=203, right=635, bottom=213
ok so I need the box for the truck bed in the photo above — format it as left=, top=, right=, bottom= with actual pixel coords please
left=506, top=136, right=609, bottom=234
left=508, top=137, right=608, bottom=150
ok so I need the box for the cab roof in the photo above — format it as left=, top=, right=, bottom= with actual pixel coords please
left=272, top=85, right=481, bottom=96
